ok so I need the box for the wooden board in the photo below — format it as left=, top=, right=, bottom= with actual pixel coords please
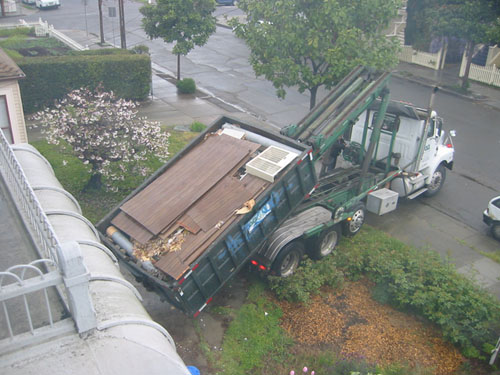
left=120, top=134, right=260, bottom=235
left=153, top=174, right=269, bottom=279
left=111, top=211, right=154, bottom=244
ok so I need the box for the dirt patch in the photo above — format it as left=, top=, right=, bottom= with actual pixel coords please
left=277, top=280, right=464, bottom=375
left=18, top=46, right=69, bottom=57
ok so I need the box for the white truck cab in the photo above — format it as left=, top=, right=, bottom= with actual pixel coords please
left=351, top=101, right=454, bottom=198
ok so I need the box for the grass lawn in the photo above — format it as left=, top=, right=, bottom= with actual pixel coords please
left=0, top=28, right=71, bottom=59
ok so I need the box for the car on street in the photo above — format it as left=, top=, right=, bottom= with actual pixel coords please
left=35, top=0, right=60, bottom=9
left=483, top=195, right=500, bottom=241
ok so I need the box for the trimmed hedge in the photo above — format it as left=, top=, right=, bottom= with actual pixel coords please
left=18, top=53, right=151, bottom=113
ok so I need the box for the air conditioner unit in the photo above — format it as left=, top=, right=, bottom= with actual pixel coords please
left=245, top=146, right=299, bottom=182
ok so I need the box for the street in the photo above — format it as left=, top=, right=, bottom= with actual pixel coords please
left=7, top=1, right=500, bottom=280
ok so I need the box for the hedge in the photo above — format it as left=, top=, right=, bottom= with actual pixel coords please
left=18, top=53, right=151, bottom=113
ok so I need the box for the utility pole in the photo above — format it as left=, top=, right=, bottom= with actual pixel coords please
left=118, top=0, right=126, bottom=49
left=98, top=0, right=105, bottom=45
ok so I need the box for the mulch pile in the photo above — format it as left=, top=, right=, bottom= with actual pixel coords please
left=277, top=280, right=464, bottom=375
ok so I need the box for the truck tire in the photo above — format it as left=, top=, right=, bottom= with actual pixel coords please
left=342, top=203, right=365, bottom=237
left=492, top=223, right=500, bottom=241
left=424, top=164, right=446, bottom=197
left=308, top=225, right=341, bottom=260
left=272, top=241, right=304, bottom=277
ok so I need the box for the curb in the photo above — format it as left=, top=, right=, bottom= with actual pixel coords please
left=392, top=72, right=479, bottom=102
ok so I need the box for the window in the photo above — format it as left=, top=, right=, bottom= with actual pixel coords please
left=371, top=112, right=400, bottom=133
left=0, top=96, right=13, bottom=144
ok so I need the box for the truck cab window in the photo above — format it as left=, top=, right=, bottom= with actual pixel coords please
left=371, top=112, right=399, bottom=133
left=427, top=118, right=436, bottom=138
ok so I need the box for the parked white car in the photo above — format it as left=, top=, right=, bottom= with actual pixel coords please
left=483, top=196, right=500, bottom=241
left=35, top=0, right=60, bottom=9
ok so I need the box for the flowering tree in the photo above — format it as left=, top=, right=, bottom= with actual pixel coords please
left=33, top=87, right=170, bottom=192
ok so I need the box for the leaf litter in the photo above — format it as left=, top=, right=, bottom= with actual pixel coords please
left=277, top=280, right=464, bottom=375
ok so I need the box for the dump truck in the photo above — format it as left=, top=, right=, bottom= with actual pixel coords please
left=97, top=66, right=455, bottom=316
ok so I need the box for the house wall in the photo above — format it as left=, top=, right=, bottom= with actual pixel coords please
left=0, top=79, right=27, bottom=144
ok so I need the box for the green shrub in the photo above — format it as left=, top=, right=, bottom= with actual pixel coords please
left=268, top=257, right=344, bottom=303
left=68, top=48, right=132, bottom=56
left=131, top=45, right=150, bottom=55
left=176, top=78, right=196, bottom=94
left=190, top=121, right=206, bottom=132
left=18, top=53, right=151, bottom=112
left=334, top=226, right=500, bottom=359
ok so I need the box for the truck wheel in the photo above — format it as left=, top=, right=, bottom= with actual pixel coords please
left=272, top=241, right=304, bottom=277
left=492, top=223, right=500, bottom=241
left=342, top=203, right=365, bottom=237
left=424, top=164, right=446, bottom=197
left=308, top=225, right=341, bottom=260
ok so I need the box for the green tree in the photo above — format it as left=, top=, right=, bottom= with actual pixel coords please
left=140, top=0, right=216, bottom=80
left=230, top=0, right=400, bottom=109
left=424, top=0, right=498, bottom=89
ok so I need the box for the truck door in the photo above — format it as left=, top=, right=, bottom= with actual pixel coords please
left=419, top=118, right=439, bottom=170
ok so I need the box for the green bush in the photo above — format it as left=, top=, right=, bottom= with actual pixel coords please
left=68, top=48, right=132, bottom=56
left=176, top=78, right=196, bottom=94
left=131, top=45, right=150, bottom=55
left=334, top=226, right=500, bottom=359
left=18, top=53, right=151, bottom=112
left=190, top=121, right=206, bottom=132
left=268, top=257, right=344, bottom=303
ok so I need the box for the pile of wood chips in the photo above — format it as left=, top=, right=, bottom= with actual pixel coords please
left=277, top=280, right=464, bottom=375
left=133, top=229, right=187, bottom=262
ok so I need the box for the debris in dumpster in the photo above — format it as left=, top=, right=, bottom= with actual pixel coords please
left=133, top=228, right=187, bottom=262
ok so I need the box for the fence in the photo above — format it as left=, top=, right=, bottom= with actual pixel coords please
left=399, top=45, right=444, bottom=70
left=0, top=131, right=96, bottom=355
left=0, top=18, right=88, bottom=51
left=460, top=52, right=500, bottom=88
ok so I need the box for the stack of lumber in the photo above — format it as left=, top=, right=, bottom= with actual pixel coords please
left=111, top=133, right=269, bottom=280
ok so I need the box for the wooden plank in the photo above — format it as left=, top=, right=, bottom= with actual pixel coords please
left=186, top=176, right=248, bottom=232
left=177, top=214, right=201, bottom=234
left=120, top=134, right=260, bottom=235
left=111, top=211, right=154, bottom=244
left=153, top=175, right=269, bottom=280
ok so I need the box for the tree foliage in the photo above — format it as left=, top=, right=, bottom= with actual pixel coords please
left=140, top=0, right=216, bottom=79
left=33, top=87, right=170, bottom=192
left=230, top=0, right=401, bottom=109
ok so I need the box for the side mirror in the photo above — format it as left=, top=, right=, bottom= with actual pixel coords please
left=449, top=130, right=457, bottom=137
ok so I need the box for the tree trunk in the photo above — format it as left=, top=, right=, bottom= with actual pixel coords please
left=309, top=86, right=318, bottom=110
left=86, top=173, right=102, bottom=191
left=462, top=41, right=474, bottom=90
left=177, top=54, right=181, bottom=81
